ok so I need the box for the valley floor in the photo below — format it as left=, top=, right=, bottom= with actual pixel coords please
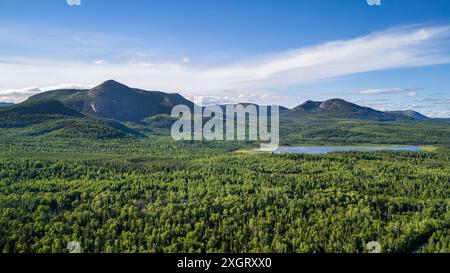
left=0, top=137, right=449, bottom=253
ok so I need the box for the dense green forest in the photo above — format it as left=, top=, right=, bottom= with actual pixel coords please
left=0, top=138, right=448, bottom=253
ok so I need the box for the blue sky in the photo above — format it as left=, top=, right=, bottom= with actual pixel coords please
left=0, top=0, right=449, bottom=117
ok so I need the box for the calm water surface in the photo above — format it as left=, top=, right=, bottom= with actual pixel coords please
left=275, top=146, right=422, bottom=154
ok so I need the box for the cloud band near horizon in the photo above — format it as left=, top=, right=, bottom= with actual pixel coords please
left=1, top=24, right=450, bottom=114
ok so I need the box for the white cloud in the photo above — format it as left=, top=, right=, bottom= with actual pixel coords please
left=0, top=87, right=42, bottom=95
left=419, top=98, right=450, bottom=104
left=0, top=84, right=89, bottom=103
left=181, top=57, right=191, bottom=64
left=353, top=97, right=450, bottom=118
left=426, top=110, right=450, bottom=118
left=185, top=92, right=290, bottom=106
left=0, top=25, right=450, bottom=104
left=93, top=60, right=105, bottom=65
left=67, top=0, right=81, bottom=6
left=40, top=83, right=91, bottom=91
left=359, top=87, right=420, bottom=96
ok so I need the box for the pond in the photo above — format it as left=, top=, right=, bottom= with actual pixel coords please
left=275, top=146, right=422, bottom=154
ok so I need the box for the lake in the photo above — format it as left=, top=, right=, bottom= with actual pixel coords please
left=275, top=146, right=422, bottom=154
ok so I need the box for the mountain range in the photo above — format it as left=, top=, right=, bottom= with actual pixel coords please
left=285, top=99, right=428, bottom=121
left=0, top=80, right=439, bottom=139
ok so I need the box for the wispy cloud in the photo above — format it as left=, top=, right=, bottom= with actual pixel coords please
left=180, top=57, right=191, bottom=64
left=359, top=87, right=420, bottom=96
left=0, top=84, right=89, bottom=102
left=353, top=96, right=450, bottom=118
left=425, top=110, right=450, bottom=118
left=1, top=24, right=450, bottom=104
left=93, top=60, right=106, bottom=65
left=185, top=92, right=290, bottom=106
left=418, top=97, right=450, bottom=104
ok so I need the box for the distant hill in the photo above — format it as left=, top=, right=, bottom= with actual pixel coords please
left=26, top=80, right=194, bottom=122
left=286, top=99, right=416, bottom=121
left=0, top=102, right=14, bottom=107
left=386, top=110, right=430, bottom=121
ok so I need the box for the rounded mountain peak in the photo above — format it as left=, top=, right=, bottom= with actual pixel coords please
left=96, top=80, right=131, bottom=90
left=100, top=80, right=129, bottom=88
left=89, top=80, right=131, bottom=97
left=319, top=99, right=353, bottom=109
